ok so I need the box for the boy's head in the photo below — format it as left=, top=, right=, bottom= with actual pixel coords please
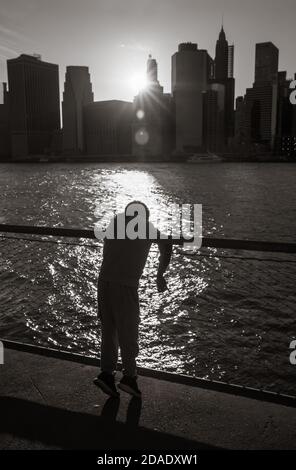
left=124, top=201, right=150, bottom=221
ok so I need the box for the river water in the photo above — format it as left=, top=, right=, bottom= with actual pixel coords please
left=0, top=162, right=295, bottom=395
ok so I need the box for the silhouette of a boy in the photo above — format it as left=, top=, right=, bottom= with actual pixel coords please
left=94, top=201, right=172, bottom=398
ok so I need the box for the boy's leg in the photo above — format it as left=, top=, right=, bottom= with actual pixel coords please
left=98, top=280, right=119, bottom=374
left=112, top=284, right=140, bottom=377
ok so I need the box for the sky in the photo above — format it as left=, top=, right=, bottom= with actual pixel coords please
left=0, top=0, right=296, bottom=104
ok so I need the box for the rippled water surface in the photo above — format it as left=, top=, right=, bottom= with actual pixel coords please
left=0, top=163, right=295, bottom=395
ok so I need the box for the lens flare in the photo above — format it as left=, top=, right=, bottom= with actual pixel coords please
left=135, top=128, right=149, bottom=146
left=136, top=109, right=145, bottom=120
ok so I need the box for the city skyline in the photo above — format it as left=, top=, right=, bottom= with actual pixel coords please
left=1, top=0, right=296, bottom=103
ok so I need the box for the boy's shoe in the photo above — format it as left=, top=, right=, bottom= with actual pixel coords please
left=118, top=376, right=142, bottom=398
left=93, top=372, right=119, bottom=398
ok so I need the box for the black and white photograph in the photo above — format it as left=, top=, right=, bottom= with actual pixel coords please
left=0, top=0, right=295, bottom=460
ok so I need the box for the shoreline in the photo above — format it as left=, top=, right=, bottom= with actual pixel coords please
left=0, top=156, right=294, bottom=164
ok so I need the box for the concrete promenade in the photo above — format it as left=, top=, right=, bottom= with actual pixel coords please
left=0, top=347, right=296, bottom=450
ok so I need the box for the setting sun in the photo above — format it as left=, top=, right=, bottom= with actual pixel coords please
left=129, top=72, right=148, bottom=94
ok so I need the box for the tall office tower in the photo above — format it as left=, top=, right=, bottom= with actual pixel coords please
left=0, top=83, right=10, bottom=160
left=234, top=96, right=246, bottom=145
left=133, top=56, right=174, bottom=158
left=275, top=71, right=296, bottom=158
left=84, top=100, right=133, bottom=156
left=7, top=54, right=60, bottom=158
left=172, top=43, right=213, bottom=153
left=147, top=54, right=159, bottom=85
left=255, top=42, right=279, bottom=83
left=292, top=73, right=296, bottom=138
left=228, top=45, right=234, bottom=78
left=212, top=26, right=235, bottom=145
left=244, top=42, right=279, bottom=149
left=215, top=26, right=228, bottom=80
left=277, top=72, right=292, bottom=136
left=62, top=66, right=93, bottom=155
left=203, top=83, right=225, bottom=153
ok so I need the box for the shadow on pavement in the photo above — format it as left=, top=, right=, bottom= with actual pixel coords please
left=0, top=396, right=222, bottom=450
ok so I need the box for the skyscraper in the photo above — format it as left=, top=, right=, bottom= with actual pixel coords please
left=212, top=26, right=235, bottom=146
left=203, top=83, right=225, bottom=153
left=84, top=100, right=133, bottom=156
left=255, top=42, right=279, bottom=83
left=214, top=26, right=229, bottom=80
left=275, top=71, right=296, bottom=158
left=7, top=54, right=60, bottom=158
left=62, top=66, right=93, bottom=155
left=133, top=55, right=174, bottom=158
left=0, top=83, right=10, bottom=160
left=228, top=45, right=234, bottom=79
left=172, top=43, right=213, bottom=153
left=244, top=42, right=279, bottom=149
left=234, top=96, right=246, bottom=147
left=147, top=55, right=159, bottom=85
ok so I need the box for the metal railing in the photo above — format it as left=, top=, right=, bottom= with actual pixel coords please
left=0, top=223, right=296, bottom=407
left=0, top=223, right=296, bottom=253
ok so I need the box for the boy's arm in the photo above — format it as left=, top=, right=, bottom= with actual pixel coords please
left=156, top=240, right=173, bottom=292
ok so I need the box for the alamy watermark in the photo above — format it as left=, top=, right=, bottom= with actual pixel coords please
left=94, top=202, right=202, bottom=249
left=290, top=340, right=296, bottom=365
left=0, top=341, right=4, bottom=365
left=289, top=80, right=296, bottom=105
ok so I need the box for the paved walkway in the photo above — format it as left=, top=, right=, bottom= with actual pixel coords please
left=0, top=348, right=296, bottom=450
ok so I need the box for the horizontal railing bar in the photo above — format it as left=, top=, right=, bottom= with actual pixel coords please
left=203, top=238, right=296, bottom=254
left=0, top=223, right=295, bottom=253
left=0, top=224, right=95, bottom=239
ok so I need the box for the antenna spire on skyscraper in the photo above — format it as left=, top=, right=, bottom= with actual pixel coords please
left=219, top=14, right=226, bottom=41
